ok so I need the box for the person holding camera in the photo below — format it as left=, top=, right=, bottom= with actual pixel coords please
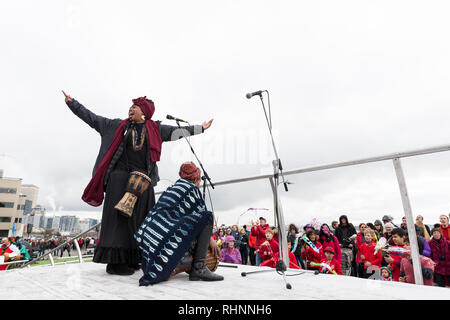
left=429, top=228, right=450, bottom=287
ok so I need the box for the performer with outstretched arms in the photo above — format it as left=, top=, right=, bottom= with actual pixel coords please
left=62, top=90, right=213, bottom=276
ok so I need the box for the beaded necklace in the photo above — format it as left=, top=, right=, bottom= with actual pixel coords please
left=131, top=124, right=146, bottom=151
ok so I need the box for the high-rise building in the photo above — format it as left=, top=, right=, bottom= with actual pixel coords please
left=0, top=170, right=40, bottom=237
left=0, top=170, right=22, bottom=237
left=20, top=184, right=39, bottom=216
left=51, top=216, right=61, bottom=230
left=59, top=215, right=79, bottom=234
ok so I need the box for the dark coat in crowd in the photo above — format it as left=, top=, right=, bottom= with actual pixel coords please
left=334, top=215, right=357, bottom=248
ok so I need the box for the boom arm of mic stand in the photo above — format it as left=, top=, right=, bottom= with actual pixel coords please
left=175, top=120, right=215, bottom=191
left=259, top=93, right=288, bottom=192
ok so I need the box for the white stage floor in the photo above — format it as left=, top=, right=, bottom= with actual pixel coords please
left=1, top=262, right=449, bottom=300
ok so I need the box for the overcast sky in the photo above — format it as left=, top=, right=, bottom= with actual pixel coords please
left=1, top=0, right=450, bottom=228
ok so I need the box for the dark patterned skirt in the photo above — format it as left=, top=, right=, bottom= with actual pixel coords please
left=93, top=170, right=155, bottom=266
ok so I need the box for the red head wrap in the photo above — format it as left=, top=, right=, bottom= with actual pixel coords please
left=179, top=162, right=201, bottom=182
left=132, top=96, right=155, bottom=120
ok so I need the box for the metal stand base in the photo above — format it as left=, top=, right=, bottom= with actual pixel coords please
left=241, top=264, right=319, bottom=290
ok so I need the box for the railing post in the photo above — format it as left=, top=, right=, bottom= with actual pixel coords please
left=73, top=240, right=83, bottom=264
left=269, top=177, right=289, bottom=268
left=392, top=158, right=424, bottom=285
left=48, top=253, right=55, bottom=267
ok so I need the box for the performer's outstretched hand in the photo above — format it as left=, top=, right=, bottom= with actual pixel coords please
left=202, top=119, right=213, bottom=130
left=62, top=90, right=73, bottom=103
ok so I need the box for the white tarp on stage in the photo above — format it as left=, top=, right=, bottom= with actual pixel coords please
left=1, top=262, right=449, bottom=300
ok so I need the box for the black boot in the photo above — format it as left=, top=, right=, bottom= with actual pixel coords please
left=106, top=263, right=134, bottom=276
left=189, top=222, right=224, bottom=281
left=128, top=263, right=141, bottom=271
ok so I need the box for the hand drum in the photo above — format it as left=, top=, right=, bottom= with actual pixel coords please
left=114, top=171, right=151, bottom=218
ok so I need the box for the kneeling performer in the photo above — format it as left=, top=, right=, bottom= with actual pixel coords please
left=135, top=162, right=224, bottom=285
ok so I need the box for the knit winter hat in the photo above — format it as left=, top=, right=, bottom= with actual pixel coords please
left=374, top=220, right=383, bottom=226
left=224, top=236, right=235, bottom=244
left=381, top=266, right=392, bottom=278
left=431, top=228, right=441, bottom=235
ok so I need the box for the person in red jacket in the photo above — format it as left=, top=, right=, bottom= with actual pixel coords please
left=318, top=246, right=342, bottom=275
left=0, top=237, right=21, bottom=271
left=251, top=217, right=271, bottom=266
left=301, top=230, right=322, bottom=270
left=439, top=215, right=450, bottom=241
left=260, top=239, right=301, bottom=269
left=399, top=236, right=435, bottom=286
left=354, top=223, right=368, bottom=278
left=383, top=228, right=406, bottom=281
left=248, top=233, right=257, bottom=266
left=256, top=229, right=279, bottom=263
left=319, top=223, right=342, bottom=264
left=359, top=229, right=382, bottom=278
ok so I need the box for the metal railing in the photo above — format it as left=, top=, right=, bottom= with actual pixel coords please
left=3, top=254, right=94, bottom=270
left=193, top=143, right=450, bottom=285
left=16, top=143, right=450, bottom=284
left=2, top=259, right=30, bottom=270
left=20, top=223, right=101, bottom=268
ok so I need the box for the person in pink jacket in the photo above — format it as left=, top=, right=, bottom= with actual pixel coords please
left=319, top=223, right=342, bottom=264
left=219, top=236, right=242, bottom=264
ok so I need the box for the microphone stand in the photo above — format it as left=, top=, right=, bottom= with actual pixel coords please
left=240, top=91, right=318, bottom=289
left=175, top=120, right=215, bottom=202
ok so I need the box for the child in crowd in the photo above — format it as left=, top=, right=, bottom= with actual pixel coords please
left=219, top=235, right=242, bottom=264
left=256, top=229, right=279, bottom=263
left=380, top=267, right=392, bottom=281
left=260, top=239, right=301, bottom=269
left=359, top=228, right=382, bottom=278
left=383, top=228, right=406, bottom=281
left=318, top=246, right=342, bottom=275
left=301, top=230, right=323, bottom=270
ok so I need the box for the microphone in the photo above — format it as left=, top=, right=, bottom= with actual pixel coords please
left=166, top=114, right=188, bottom=123
left=246, top=90, right=265, bottom=99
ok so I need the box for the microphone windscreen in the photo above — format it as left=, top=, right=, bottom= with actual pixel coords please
left=246, top=93, right=252, bottom=99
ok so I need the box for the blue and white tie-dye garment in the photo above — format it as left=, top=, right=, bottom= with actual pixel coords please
left=135, top=178, right=212, bottom=286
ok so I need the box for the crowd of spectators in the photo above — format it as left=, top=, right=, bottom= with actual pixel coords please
left=213, top=213, right=450, bottom=287
left=1, top=213, right=449, bottom=288
left=0, top=236, right=99, bottom=269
